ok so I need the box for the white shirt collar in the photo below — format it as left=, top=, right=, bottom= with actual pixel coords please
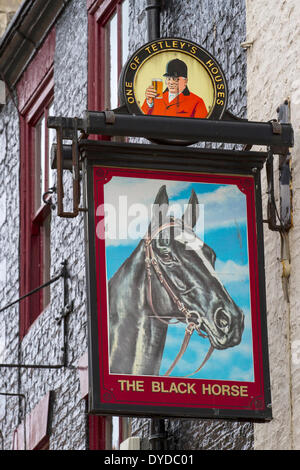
left=168, top=91, right=179, bottom=102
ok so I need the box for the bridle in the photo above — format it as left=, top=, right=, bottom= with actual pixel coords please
left=144, top=221, right=214, bottom=377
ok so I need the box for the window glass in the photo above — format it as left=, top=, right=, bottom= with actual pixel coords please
left=48, top=102, right=55, bottom=190
left=109, top=13, right=118, bottom=110
left=33, top=101, right=53, bottom=310
left=112, top=416, right=120, bottom=450
left=42, top=214, right=51, bottom=309
left=104, top=1, right=129, bottom=110
left=34, top=115, right=45, bottom=212
left=34, top=102, right=55, bottom=212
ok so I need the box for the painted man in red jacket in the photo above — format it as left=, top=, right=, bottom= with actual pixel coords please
left=141, top=58, right=208, bottom=118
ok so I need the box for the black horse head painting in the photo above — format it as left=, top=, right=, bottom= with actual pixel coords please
left=108, top=185, right=245, bottom=376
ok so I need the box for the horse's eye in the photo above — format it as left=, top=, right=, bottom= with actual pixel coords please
left=162, top=253, right=172, bottom=262
left=157, top=236, right=170, bottom=247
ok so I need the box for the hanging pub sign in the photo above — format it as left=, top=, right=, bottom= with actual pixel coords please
left=85, top=140, right=272, bottom=420
left=83, top=36, right=271, bottom=420
left=119, top=37, right=228, bottom=120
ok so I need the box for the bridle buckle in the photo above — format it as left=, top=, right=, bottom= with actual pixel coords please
left=186, top=322, right=196, bottom=335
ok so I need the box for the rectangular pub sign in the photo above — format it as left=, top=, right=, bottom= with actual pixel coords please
left=86, top=163, right=272, bottom=420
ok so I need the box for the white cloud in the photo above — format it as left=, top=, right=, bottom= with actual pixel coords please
left=214, top=259, right=250, bottom=283
left=102, top=177, right=191, bottom=246
left=199, top=185, right=242, bottom=204
left=104, top=177, right=190, bottom=209
left=198, top=186, right=247, bottom=232
left=228, top=366, right=254, bottom=382
left=160, top=343, right=254, bottom=382
left=101, top=178, right=247, bottom=246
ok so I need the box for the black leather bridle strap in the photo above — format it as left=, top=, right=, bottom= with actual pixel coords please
left=144, top=222, right=214, bottom=377
left=164, top=322, right=195, bottom=376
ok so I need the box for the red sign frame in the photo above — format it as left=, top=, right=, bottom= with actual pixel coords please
left=85, top=148, right=272, bottom=420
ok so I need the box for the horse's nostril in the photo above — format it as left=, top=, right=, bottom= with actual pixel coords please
left=214, top=308, right=231, bottom=331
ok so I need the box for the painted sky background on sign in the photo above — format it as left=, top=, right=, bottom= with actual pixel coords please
left=104, top=176, right=254, bottom=382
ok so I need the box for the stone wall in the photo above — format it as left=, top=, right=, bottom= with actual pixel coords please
left=0, top=97, right=21, bottom=446
left=246, top=0, right=300, bottom=450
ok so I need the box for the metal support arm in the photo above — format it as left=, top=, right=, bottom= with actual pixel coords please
left=265, top=101, right=292, bottom=232
left=48, top=111, right=294, bottom=149
left=55, top=117, right=81, bottom=218
left=47, top=110, right=294, bottom=220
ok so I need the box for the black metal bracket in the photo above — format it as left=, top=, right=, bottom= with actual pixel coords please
left=55, top=116, right=83, bottom=218
left=42, top=186, right=56, bottom=210
left=265, top=101, right=292, bottom=232
left=263, top=101, right=293, bottom=302
left=47, top=108, right=294, bottom=219
left=48, top=109, right=294, bottom=147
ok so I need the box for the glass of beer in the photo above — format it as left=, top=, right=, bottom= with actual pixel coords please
left=152, top=78, right=163, bottom=99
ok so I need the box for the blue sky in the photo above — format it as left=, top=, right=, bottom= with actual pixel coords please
left=104, top=177, right=254, bottom=382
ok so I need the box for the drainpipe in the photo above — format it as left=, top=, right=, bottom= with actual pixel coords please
left=149, top=417, right=167, bottom=451
left=145, top=0, right=161, bottom=41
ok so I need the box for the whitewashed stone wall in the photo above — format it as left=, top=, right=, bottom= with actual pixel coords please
left=0, top=96, right=21, bottom=445
left=245, top=0, right=300, bottom=450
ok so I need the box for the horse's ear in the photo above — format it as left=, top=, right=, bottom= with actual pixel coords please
left=153, top=185, right=169, bottom=207
left=182, top=189, right=199, bottom=228
left=149, top=185, right=169, bottom=233
left=202, top=244, right=216, bottom=268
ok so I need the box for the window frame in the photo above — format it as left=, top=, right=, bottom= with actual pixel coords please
left=88, top=414, right=128, bottom=450
left=33, top=101, right=55, bottom=215
left=12, top=392, right=51, bottom=450
left=18, top=31, right=55, bottom=338
left=88, top=0, right=129, bottom=111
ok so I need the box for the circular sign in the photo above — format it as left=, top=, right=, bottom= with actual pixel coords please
left=119, top=37, right=228, bottom=122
